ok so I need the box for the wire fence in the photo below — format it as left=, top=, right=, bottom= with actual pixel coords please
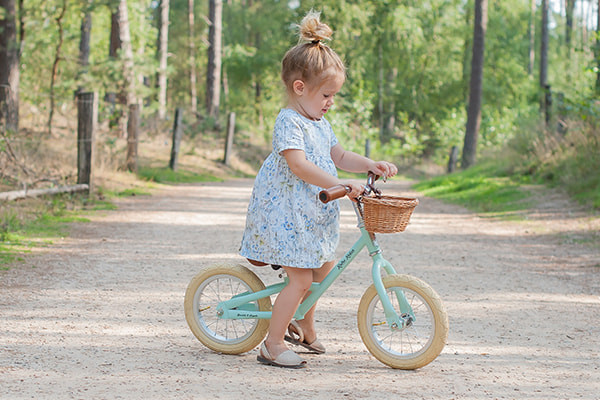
left=1, top=86, right=219, bottom=195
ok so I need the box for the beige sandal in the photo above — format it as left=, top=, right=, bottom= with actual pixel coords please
left=257, top=342, right=307, bottom=369
left=284, top=320, right=326, bottom=354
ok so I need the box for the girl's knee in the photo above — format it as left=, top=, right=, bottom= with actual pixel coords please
left=284, top=267, right=313, bottom=293
left=290, top=277, right=312, bottom=294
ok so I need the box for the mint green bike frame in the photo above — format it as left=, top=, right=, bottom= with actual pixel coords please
left=217, top=202, right=415, bottom=330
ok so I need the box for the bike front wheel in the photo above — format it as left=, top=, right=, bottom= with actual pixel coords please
left=184, top=264, right=272, bottom=355
left=357, top=274, right=448, bottom=369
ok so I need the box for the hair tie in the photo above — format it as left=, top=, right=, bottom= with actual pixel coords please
left=311, top=39, right=320, bottom=45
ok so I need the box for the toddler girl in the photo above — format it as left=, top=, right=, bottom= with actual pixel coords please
left=240, top=10, right=398, bottom=368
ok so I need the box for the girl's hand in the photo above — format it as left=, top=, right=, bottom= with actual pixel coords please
left=343, top=182, right=364, bottom=199
left=371, top=161, right=398, bottom=179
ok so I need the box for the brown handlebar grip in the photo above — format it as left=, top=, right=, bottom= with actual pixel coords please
left=318, top=185, right=349, bottom=204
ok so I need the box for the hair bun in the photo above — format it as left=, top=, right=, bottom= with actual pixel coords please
left=299, top=10, right=333, bottom=43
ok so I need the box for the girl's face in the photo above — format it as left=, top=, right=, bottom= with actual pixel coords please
left=291, top=73, right=344, bottom=121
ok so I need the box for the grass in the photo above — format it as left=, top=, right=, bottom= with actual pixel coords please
left=416, top=120, right=600, bottom=214
left=507, top=120, right=600, bottom=210
left=1, top=194, right=92, bottom=267
left=0, top=186, right=157, bottom=269
left=413, top=163, right=532, bottom=215
left=137, top=166, right=222, bottom=184
left=539, top=149, right=600, bottom=209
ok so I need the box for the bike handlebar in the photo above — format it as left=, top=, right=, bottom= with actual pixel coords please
left=318, top=171, right=382, bottom=204
left=318, top=185, right=350, bottom=204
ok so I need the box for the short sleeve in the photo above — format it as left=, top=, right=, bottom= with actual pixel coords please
left=273, top=113, right=305, bottom=155
left=328, top=122, right=339, bottom=149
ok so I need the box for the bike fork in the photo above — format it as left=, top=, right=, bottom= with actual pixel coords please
left=371, top=253, right=415, bottom=330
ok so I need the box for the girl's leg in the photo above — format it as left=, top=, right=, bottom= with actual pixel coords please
left=293, top=260, right=336, bottom=343
left=263, top=266, right=313, bottom=359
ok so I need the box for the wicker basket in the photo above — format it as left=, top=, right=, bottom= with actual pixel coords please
left=362, top=195, right=419, bottom=233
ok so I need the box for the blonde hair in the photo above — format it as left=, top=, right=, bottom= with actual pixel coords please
left=281, top=11, right=346, bottom=92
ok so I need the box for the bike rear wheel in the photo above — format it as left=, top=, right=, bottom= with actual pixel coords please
left=357, top=274, right=448, bottom=369
left=184, top=264, right=271, bottom=354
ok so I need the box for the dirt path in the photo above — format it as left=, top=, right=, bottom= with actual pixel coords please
left=1, top=179, right=599, bottom=399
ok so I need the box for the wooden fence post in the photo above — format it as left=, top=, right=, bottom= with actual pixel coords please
left=126, top=103, right=140, bottom=172
left=223, top=112, right=236, bottom=166
left=556, top=92, right=567, bottom=135
left=447, top=145, right=459, bottom=173
left=169, top=108, right=183, bottom=170
left=543, top=84, right=552, bottom=126
left=77, top=92, right=97, bottom=194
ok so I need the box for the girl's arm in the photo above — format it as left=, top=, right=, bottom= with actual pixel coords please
left=330, top=144, right=397, bottom=178
left=282, top=149, right=363, bottom=198
left=282, top=145, right=398, bottom=198
left=283, top=149, right=342, bottom=188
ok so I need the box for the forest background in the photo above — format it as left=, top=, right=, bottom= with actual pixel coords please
left=0, top=0, right=599, bottom=262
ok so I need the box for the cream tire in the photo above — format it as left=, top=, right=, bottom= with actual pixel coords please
left=184, top=264, right=271, bottom=354
left=357, top=274, right=448, bottom=369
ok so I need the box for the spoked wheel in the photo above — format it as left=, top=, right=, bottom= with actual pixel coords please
left=184, top=264, right=271, bottom=354
left=357, top=274, right=448, bottom=369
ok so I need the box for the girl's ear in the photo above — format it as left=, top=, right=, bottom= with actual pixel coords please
left=292, top=80, right=305, bottom=96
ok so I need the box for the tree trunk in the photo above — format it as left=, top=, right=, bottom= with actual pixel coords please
left=582, top=0, right=591, bottom=45
left=156, top=0, right=169, bottom=119
left=107, top=0, right=136, bottom=136
left=77, top=5, right=92, bottom=92
left=17, top=0, right=23, bottom=56
left=47, top=0, right=67, bottom=135
left=462, top=0, right=473, bottom=100
left=565, top=0, right=575, bottom=50
left=596, top=0, right=600, bottom=94
left=540, top=0, right=549, bottom=121
left=106, top=9, right=122, bottom=127
left=253, top=32, right=262, bottom=130
left=462, top=0, right=487, bottom=169
left=117, top=0, right=135, bottom=107
left=0, top=0, right=20, bottom=133
left=377, top=40, right=384, bottom=141
left=188, top=0, right=197, bottom=113
left=540, top=0, right=548, bottom=89
left=206, top=0, right=222, bottom=123
left=528, top=0, right=535, bottom=76
left=109, top=10, right=121, bottom=60
left=382, top=67, right=398, bottom=143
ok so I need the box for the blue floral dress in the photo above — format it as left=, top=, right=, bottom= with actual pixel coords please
left=239, top=108, right=340, bottom=269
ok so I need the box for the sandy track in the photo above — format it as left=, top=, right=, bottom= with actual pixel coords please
left=1, top=179, right=599, bottom=399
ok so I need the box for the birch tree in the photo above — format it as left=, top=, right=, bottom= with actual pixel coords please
left=206, top=0, right=222, bottom=123
left=156, top=0, right=169, bottom=119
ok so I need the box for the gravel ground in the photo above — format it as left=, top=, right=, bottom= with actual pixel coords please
left=1, top=179, right=599, bottom=399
